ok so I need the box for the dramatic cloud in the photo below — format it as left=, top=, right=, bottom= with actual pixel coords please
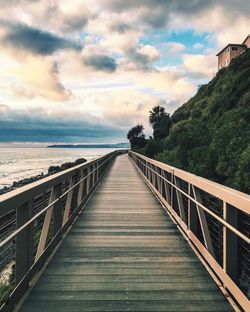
left=0, top=104, right=124, bottom=142
left=0, top=0, right=249, bottom=142
left=0, top=20, right=81, bottom=55
left=83, top=54, right=117, bottom=72
left=126, top=45, right=160, bottom=71
left=3, top=55, right=72, bottom=101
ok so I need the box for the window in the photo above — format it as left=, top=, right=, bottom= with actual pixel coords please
left=232, top=46, right=238, bottom=51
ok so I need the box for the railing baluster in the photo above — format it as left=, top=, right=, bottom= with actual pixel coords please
left=192, top=185, right=215, bottom=257
left=86, top=167, right=91, bottom=193
left=53, top=183, right=62, bottom=237
left=35, top=184, right=61, bottom=260
left=77, top=169, right=85, bottom=207
left=63, top=176, right=74, bottom=225
left=174, top=176, right=186, bottom=222
left=188, top=183, right=191, bottom=229
left=223, top=202, right=238, bottom=282
left=16, top=200, right=33, bottom=284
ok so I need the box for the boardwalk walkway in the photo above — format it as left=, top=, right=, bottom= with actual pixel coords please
left=20, top=155, right=233, bottom=311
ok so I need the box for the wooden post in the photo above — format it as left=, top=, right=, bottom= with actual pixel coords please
left=174, top=176, right=186, bottom=222
left=223, top=202, right=238, bottom=282
left=53, top=183, right=62, bottom=237
left=16, top=200, right=32, bottom=284
left=35, top=184, right=61, bottom=261
left=192, top=185, right=215, bottom=258
left=188, top=183, right=191, bottom=229
left=63, top=176, right=74, bottom=225
left=77, top=169, right=85, bottom=207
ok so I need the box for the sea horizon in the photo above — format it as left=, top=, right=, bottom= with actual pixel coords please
left=0, top=146, right=125, bottom=189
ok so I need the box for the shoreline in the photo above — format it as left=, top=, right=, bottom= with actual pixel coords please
left=0, top=157, right=87, bottom=196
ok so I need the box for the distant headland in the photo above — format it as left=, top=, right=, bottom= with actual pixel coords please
left=47, top=143, right=130, bottom=148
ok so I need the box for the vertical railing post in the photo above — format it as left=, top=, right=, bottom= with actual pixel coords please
left=162, top=171, right=171, bottom=204
left=189, top=186, right=199, bottom=235
left=35, top=184, right=61, bottom=260
left=174, top=176, right=186, bottom=221
left=188, top=183, right=191, bottom=229
left=16, top=200, right=32, bottom=284
left=170, top=170, right=174, bottom=208
left=223, top=202, right=238, bottom=282
left=96, top=161, right=99, bottom=181
left=63, top=176, right=74, bottom=225
left=53, top=183, right=62, bottom=236
left=192, top=186, right=215, bottom=257
left=77, top=169, right=85, bottom=207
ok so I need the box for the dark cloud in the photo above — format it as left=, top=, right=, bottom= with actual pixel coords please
left=0, top=20, right=82, bottom=55
left=84, top=55, right=117, bottom=72
left=126, top=47, right=158, bottom=71
left=0, top=106, right=125, bottom=142
left=110, top=23, right=131, bottom=34
left=63, top=15, right=88, bottom=32
left=102, top=0, right=250, bottom=29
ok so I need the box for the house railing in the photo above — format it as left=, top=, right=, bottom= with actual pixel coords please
left=0, top=150, right=126, bottom=311
left=129, top=151, right=250, bottom=311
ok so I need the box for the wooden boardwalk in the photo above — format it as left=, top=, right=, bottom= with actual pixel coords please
left=20, top=155, right=233, bottom=312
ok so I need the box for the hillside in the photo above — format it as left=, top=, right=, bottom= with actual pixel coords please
left=155, top=49, right=250, bottom=193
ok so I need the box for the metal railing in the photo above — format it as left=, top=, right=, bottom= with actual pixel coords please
left=0, top=150, right=126, bottom=311
left=129, top=151, right=250, bottom=311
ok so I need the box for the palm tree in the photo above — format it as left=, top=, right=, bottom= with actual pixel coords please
left=149, top=105, right=166, bottom=127
left=149, top=106, right=171, bottom=139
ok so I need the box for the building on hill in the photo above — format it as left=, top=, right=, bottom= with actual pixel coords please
left=216, top=34, right=250, bottom=70
left=243, top=34, right=250, bottom=47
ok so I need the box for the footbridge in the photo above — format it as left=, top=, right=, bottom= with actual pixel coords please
left=0, top=151, right=249, bottom=311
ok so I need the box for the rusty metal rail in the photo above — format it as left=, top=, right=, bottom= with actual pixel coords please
left=129, top=151, right=250, bottom=311
left=0, top=150, right=126, bottom=311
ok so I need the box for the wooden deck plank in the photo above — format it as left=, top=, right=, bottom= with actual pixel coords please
left=20, top=154, right=233, bottom=312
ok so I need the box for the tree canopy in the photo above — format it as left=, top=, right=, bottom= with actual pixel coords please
left=127, top=124, right=147, bottom=149
left=128, top=49, right=250, bottom=194
left=149, top=105, right=171, bottom=139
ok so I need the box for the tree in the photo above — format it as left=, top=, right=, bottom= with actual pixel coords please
left=149, top=105, right=171, bottom=139
left=127, top=124, right=147, bottom=149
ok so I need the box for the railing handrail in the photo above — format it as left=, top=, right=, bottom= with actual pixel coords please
left=129, top=150, right=250, bottom=311
left=130, top=151, right=250, bottom=213
left=0, top=151, right=116, bottom=250
left=0, top=149, right=127, bottom=311
left=130, top=152, right=250, bottom=245
left=0, top=150, right=127, bottom=216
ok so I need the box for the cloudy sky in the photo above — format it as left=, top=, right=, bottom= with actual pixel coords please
left=0, top=0, right=249, bottom=144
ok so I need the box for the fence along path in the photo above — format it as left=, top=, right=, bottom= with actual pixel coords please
left=19, top=154, right=232, bottom=311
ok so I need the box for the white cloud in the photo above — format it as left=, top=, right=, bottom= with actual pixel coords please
left=193, top=43, right=204, bottom=49
left=182, top=53, right=217, bottom=79
left=0, top=0, right=249, bottom=142
left=137, top=45, right=160, bottom=61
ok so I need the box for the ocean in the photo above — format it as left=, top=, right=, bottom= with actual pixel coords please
left=0, top=147, right=117, bottom=189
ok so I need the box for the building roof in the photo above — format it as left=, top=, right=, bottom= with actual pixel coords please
left=243, top=34, right=250, bottom=44
left=216, top=43, right=246, bottom=56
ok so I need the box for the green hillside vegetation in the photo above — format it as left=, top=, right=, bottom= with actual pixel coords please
left=128, top=49, right=250, bottom=194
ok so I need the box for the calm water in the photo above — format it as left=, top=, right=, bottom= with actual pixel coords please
left=0, top=148, right=117, bottom=188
